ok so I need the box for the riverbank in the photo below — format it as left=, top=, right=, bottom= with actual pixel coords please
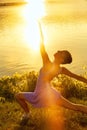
left=0, top=2, right=28, bottom=6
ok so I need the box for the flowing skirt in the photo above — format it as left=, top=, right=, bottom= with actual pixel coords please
left=23, top=83, right=61, bottom=108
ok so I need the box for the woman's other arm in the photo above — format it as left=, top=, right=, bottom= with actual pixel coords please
left=61, top=67, right=87, bottom=83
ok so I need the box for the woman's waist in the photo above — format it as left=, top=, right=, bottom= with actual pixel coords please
left=35, top=80, right=50, bottom=90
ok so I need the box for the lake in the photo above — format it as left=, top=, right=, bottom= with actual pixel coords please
left=0, top=1, right=87, bottom=77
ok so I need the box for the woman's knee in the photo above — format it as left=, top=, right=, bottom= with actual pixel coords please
left=15, top=93, right=24, bottom=100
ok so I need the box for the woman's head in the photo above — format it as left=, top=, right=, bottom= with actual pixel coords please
left=54, top=50, right=72, bottom=64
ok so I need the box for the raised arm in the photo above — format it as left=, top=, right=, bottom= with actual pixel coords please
left=38, top=22, right=50, bottom=65
left=61, top=67, right=87, bottom=84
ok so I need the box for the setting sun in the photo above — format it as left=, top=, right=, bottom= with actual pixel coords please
left=23, top=21, right=41, bottom=51
left=21, top=1, right=46, bottom=51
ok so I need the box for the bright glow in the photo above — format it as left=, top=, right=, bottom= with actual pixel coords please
left=26, top=1, right=45, bottom=19
left=24, top=21, right=41, bottom=51
left=21, top=1, right=45, bottom=51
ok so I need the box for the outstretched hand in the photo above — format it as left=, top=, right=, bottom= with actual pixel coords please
left=38, top=21, right=44, bottom=43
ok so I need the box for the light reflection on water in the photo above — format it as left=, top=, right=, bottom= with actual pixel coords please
left=0, top=3, right=87, bottom=76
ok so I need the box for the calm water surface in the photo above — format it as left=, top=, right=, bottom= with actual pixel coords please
left=0, top=2, right=87, bottom=76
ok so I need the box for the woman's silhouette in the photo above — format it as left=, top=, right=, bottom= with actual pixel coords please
left=16, top=22, right=87, bottom=122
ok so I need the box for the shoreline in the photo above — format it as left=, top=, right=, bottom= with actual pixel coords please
left=0, top=2, right=28, bottom=6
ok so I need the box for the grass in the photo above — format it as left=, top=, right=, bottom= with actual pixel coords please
left=0, top=71, right=87, bottom=130
left=0, top=99, right=87, bottom=130
left=0, top=101, right=64, bottom=130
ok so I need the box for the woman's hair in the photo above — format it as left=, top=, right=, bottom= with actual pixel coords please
left=62, top=50, right=72, bottom=64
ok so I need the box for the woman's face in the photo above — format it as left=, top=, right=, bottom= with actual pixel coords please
left=54, top=50, right=72, bottom=64
left=54, top=51, right=62, bottom=57
left=54, top=51, right=64, bottom=63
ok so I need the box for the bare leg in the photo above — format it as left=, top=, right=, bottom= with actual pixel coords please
left=58, top=95, right=87, bottom=114
left=15, top=93, right=29, bottom=114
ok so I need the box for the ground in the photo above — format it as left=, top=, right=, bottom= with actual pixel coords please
left=0, top=99, right=87, bottom=130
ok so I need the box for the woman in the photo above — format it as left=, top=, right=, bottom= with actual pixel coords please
left=15, top=22, right=87, bottom=122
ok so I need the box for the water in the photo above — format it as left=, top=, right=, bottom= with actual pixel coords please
left=0, top=2, right=87, bottom=77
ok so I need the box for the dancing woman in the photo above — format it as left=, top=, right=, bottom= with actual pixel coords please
left=16, top=22, right=87, bottom=122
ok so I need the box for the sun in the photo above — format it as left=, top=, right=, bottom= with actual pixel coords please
left=24, top=0, right=45, bottom=20
left=21, top=0, right=46, bottom=51
left=24, top=21, right=41, bottom=51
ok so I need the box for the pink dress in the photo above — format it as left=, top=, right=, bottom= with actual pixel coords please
left=23, top=65, right=62, bottom=108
